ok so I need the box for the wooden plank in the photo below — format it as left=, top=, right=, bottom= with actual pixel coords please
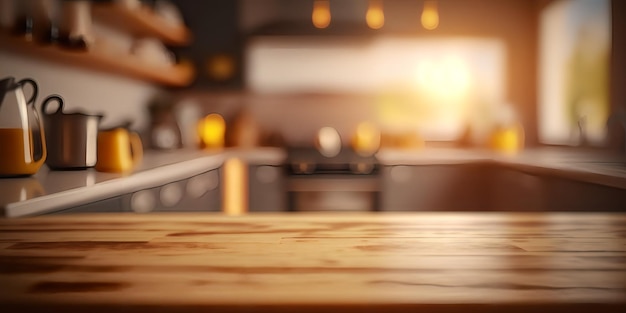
left=0, top=33, right=194, bottom=86
left=0, top=213, right=625, bottom=311
left=92, top=3, right=192, bottom=46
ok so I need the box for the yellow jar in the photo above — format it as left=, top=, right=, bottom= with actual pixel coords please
left=490, top=122, right=524, bottom=154
left=197, top=113, right=225, bottom=149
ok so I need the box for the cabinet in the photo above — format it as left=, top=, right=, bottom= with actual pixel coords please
left=490, top=167, right=544, bottom=211
left=172, top=0, right=243, bottom=89
left=0, top=2, right=194, bottom=86
left=51, top=196, right=126, bottom=214
left=489, top=165, right=626, bottom=212
left=248, top=164, right=286, bottom=211
left=542, top=175, right=626, bottom=212
left=52, top=168, right=221, bottom=214
left=381, top=163, right=626, bottom=212
left=381, top=164, right=492, bottom=211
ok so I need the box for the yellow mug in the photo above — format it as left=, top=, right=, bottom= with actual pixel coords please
left=95, top=128, right=143, bottom=173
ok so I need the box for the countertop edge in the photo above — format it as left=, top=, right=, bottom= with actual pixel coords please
left=376, top=148, right=626, bottom=190
left=1, top=147, right=288, bottom=217
left=2, top=147, right=625, bottom=217
left=495, top=161, right=626, bottom=190
left=2, top=154, right=225, bottom=217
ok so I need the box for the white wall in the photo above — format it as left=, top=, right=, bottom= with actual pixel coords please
left=0, top=50, right=157, bottom=131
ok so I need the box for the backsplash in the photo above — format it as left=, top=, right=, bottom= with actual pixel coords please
left=175, top=92, right=374, bottom=147
left=174, top=91, right=496, bottom=148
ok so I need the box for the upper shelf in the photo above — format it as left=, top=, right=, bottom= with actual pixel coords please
left=92, top=3, right=192, bottom=46
left=0, top=32, right=195, bottom=87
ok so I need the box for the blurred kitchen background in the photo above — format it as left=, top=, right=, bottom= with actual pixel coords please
left=1, top=0, right=624, bottom=151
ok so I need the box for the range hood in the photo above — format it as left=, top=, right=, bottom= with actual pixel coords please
left=239, top=0, right=401, bottom=38
left=245, top=20, right=380, bottom=37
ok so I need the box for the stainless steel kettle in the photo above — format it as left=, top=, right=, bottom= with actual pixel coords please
left=41, top=95, right=103, bottom=169
left=0, top=76, right=47, bottom=177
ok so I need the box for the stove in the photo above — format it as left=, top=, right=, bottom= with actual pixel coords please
left=285, top=147, right=381, bottom=211
left=287, top=147, right=378, bottom=175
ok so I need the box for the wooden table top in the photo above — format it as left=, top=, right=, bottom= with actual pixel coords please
left=1, top=212, right=625, bottom=312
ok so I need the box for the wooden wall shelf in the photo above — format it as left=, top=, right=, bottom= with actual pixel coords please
left=92, top=3, right=192, bottom=46
left=0, top=33, right=194, bottom=87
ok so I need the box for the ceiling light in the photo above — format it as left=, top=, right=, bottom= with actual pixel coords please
left=312, top=0, right=331, bottom=29
left=421, top=0, right=439, bottom=30
left=366, top=0, right=385, bottom=30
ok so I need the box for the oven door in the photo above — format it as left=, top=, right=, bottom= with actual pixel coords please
left=286, top=174, right=380, bottom=211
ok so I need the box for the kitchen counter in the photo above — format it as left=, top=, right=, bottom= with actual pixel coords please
left=0, top=148, right=286, bottom=218
left=1, top=147, right=625, bottom=217
left=1, top=212, right=624, bottom=312
left=377, top=147, right=626, bottom=189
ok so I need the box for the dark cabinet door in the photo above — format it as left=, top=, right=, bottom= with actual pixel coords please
left=382, top=163, right=626, bottom=212
left=134, top=169, right=221, bottom=212
left=51, top=197, right=128, bottom=214
left=543, top=176, right=626, bottom=212
left=52, top=169, right=222, bottom=214
left=490, top=167, right=544, bottom=211
left=248, top=165, right=286, bottom=212
left=173, top=0, right=243, bottom=89
left=381, top=164, right=492, bottom=211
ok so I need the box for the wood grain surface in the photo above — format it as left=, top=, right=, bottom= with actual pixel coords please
left=1, top=212, right=625, bottom=312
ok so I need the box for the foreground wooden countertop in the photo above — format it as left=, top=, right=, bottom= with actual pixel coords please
left=1, top=212, right=625, bottom=312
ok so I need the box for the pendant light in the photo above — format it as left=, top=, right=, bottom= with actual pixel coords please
left=366, top=0, right=384, bottom=30
left=421, top=0, right=439, bottom=30
left=312, top=0, right=331, bottom=29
